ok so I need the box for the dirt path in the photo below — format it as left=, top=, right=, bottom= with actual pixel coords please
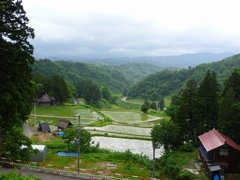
left=23, top=121, right=36, bottom=138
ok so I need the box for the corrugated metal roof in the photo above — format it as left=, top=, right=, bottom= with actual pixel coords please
left=198, top=128, right=240, bottom=152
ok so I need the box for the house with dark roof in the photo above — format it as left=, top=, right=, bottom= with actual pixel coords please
left=36, top=93, right=55, bottom=106
left=37, top=122, right=51, bottom=133
left=56, top=119, right=73, bottom=130
left=198, top=128, right=240, bottom=179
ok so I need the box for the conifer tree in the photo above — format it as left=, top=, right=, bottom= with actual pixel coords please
left=158, top=96, right=165, bottom=111
left=219, top=69, right=240, bottom=144
left=174, top=77, right=198, bottom=142
left=197, top=70, right=220, bottom=132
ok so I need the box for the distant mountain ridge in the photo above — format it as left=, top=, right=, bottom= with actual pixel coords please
left=39, top=52, right=234, bottom=68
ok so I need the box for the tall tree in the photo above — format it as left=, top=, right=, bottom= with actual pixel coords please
left=141, top=100, right=150, bottom=113
left=158, top=96, right=165, bottom=111
left=173, top=77, right=199, bottom=143
left=219, top=69, right=240, bottom=144
left=0, top=0, right=35, bottom=158
left=83, top=83, right=102, bottom=106
left=49, top=74, right=70, bottom=104
left=150, top=101, right=157, bottom=110
left=196, top=70, right=220, bottom=132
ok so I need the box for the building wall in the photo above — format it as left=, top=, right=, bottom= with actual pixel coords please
left=213, top=147, right=240, bottom=174
left=199, top=146, right=240, bottom=174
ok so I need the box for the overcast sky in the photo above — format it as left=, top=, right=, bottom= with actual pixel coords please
left=22, top=0, right=240, bottom=59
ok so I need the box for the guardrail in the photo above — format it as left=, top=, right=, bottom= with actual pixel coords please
left=0, top=157, right=160, bottom=180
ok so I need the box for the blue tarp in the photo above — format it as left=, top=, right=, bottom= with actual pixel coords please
left=57, top=152, right=78, bottom=157
left=59, top=131, right=65, bottom=137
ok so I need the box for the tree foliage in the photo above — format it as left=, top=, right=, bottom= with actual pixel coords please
left=32, top=72, right=70, bottom=104
left=31, top=59, right=133, bottom=93
left=0, top=0, right=35, bottom=157
left=165, top=70, right=221, bottom=145
left=128, top=54, right=240, bottom=100
left=151, top=120, right=181, bottom=150
left=62, top=127, right=93, bottom=152
left=219, top=69, right=240, bottom=144
left=196, top=70, right=220, bottom=131
left=158, top=96, right=165, bottom=111
left=141, top=100, right=150, bottom=113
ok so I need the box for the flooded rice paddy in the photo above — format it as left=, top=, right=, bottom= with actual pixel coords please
left=84, top=125, right=151, bottom=138
left=91, top=136, right=164, bottom=159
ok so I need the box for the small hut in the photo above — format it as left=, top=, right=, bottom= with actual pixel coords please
left=56, top=119, right=73, bottom=130
left=37, top=122, right=51, bottom=133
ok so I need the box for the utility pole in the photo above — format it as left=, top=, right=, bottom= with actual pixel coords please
left=34, top=102, right=36, bottom=128
left=77, top=114, right=81, bottom=175
left=152, top=142, right=160, bottom=178
left=152, top=144, right=156, bottom=178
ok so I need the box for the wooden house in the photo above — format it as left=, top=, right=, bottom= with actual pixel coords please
left=198, top=128, right=240, bottom=179
left=37, top=122, right=51, bottom=133
left=56, top=119, right=73, bottom=130
left=36, top=93, right=55, bottom=106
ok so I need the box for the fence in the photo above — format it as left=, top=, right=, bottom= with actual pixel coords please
left=0, top=157, right=160, bottom=180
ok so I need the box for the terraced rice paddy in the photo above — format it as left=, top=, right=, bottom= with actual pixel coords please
left=32, top=105, right=165, bottom=158
left=91, top=136, right=164, bottom=159
left=100, top=111, right=161, bottom=124
left=84, top=125, right=151, bottom=138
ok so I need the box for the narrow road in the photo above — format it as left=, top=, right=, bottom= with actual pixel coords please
left=0, top=167, right=88, bottom=180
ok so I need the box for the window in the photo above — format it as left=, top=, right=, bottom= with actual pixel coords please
left=220, top=149, right=228, bottom=156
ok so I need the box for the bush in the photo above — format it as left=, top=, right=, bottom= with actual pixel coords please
left=0, top=169, right=41, bottom=180
left=178, top=170, right=197, bottom=180
left=179, top=142, right=195, bottom=152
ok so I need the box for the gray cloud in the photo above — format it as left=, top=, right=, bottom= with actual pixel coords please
left=24, top=1, right=240, bottom=59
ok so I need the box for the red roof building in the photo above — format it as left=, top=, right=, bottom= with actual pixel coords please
left=198, top=128, right=240, bottom=179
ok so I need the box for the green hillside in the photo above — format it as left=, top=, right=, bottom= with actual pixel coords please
left=31, top=59, right=133, bottom=93
left=127, top=53, right=240, bottom=100
left=116, top=62, right=179, bottom=82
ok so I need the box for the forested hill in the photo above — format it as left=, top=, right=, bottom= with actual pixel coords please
left=127, top=53, right=240, bottom=101
left=116, top=62, right=179, bottom=82
left=31, top=59, right=133, bottom=93
left=32, top=59, right=174, bottom=93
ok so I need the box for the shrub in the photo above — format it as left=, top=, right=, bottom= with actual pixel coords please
left=0, top=169, right=40, bottom=180
left=179, top=142, right=195, bottom=152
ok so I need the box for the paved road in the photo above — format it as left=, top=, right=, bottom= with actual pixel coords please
left=0, top=167, right=88, bottom=180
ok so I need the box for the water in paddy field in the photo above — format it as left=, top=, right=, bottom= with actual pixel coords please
left=91, top=136, right=164, bottom=159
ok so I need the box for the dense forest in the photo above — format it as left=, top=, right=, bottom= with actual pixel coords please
left=31, top=54, right=240, bottom=106
left=31, top=59, right=134, bottom=93
left=128, top=54, right=240, bottom=100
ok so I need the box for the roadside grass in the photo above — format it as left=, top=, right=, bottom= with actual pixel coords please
left=32, top=134, right=152, bottom=178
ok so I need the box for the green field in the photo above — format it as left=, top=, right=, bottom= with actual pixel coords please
left=101, top=111, right=161, bottom=124
left=30, top=105, right=103, bottom=127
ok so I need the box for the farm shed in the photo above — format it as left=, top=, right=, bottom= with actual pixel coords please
left=37, top=122, right=51, bottom=133
left=198, top=128, right=240, bottom=179
left=36, top=93, right=55, bottom=106
left=31, top=145, right=48, bottom=162
left=56, top=119, right=73, bottom=130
